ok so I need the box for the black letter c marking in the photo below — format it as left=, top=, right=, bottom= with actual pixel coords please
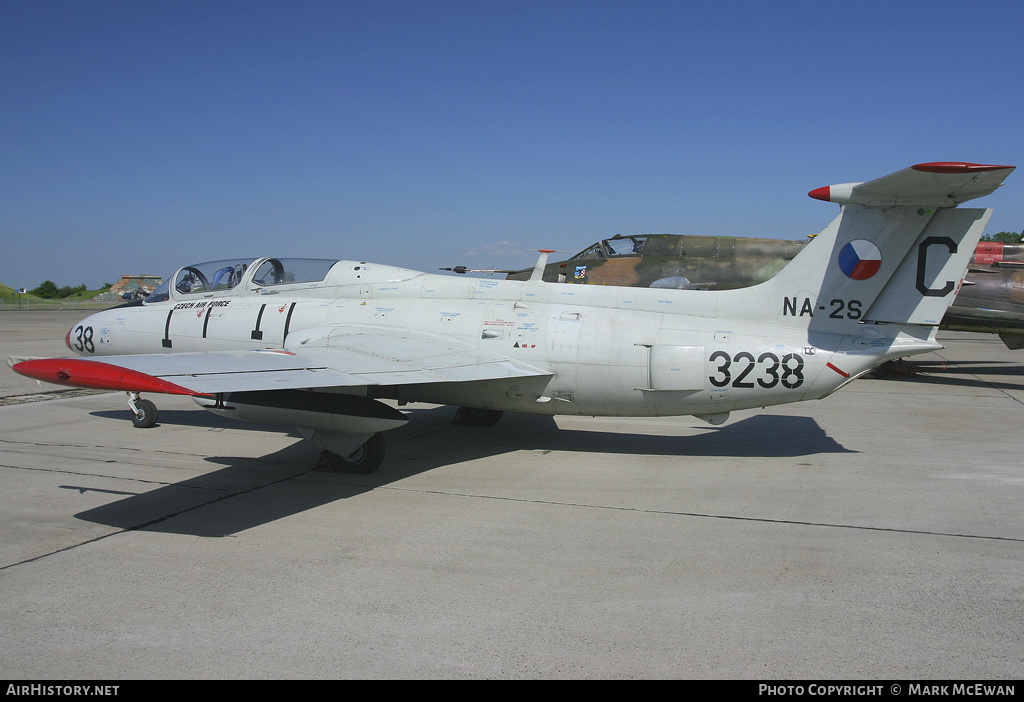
left=916, top=236, right=957, bottom=297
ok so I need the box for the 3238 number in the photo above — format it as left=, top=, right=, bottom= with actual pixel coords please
left=709, top=351, right=804, bottom=389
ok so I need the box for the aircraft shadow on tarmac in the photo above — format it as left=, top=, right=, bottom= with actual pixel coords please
left=871, top=360, right=1024, bottom=392
left=88, top=408, right=301, bottom=433
left=72, top=407, right=852, bottom=538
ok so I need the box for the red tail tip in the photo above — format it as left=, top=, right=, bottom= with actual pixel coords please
left=912, top=162, right=1014, bottom=174
left=808, top=186, right=831, bottom=202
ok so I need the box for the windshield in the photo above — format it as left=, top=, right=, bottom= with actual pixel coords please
left=570, top=243, right=605, bottom=260
left=144, top=279, right=171, bottom=303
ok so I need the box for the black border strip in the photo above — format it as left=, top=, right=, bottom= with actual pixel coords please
left=282, top=302, right=296, bottom=345
left=162, top=310, right=173, bottom=348
left=251, top=304, right=266, bottom=340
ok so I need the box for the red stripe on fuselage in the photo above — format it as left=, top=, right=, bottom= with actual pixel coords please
left=826, top=362, right=850, bottom=378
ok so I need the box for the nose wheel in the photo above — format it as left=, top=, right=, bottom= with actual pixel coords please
left=127, top=392, right=158, bottom=428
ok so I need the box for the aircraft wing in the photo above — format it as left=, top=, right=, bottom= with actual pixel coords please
left=11, top=327, right=552, bottom=396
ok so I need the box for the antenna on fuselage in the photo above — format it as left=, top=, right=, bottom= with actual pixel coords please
left=530, top=250, right=556, bottom=281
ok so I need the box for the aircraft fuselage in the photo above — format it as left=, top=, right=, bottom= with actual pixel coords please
left=67, top=256, right=933, bottom=422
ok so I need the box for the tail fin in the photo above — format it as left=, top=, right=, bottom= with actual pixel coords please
left=723, top=162, right=1014, bottom=331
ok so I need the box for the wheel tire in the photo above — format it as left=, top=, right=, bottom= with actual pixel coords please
left=322, top=433, right=385, bottom=474
left=131, top=399, right=158, bottom=428
left=453, top=407, right=504, bottom=427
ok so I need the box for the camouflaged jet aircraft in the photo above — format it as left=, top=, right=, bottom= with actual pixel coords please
left=10, top=162, right=1014, bottom=473
left=504, top=232, right=809, bottom=289
left=506, top=228, right=1024, bottom=348
left=944, top=241, right=1024, bottom=348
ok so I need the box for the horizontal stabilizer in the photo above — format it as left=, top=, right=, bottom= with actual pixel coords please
left=809, top=162, right=1015, bottom=208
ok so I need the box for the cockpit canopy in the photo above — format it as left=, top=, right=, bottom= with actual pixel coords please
left=569, top=235, right=648, bottom=260
left=144, top=257, right=341, bottom=303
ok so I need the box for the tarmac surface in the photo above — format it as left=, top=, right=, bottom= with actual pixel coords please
left=1, top=310, right=1022, bottom=679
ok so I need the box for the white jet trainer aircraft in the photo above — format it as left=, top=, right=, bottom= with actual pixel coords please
left=11, top=162, right=1015, bottom=473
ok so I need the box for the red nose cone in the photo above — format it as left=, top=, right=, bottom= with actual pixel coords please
left=65, top=328, right=73, bottom=350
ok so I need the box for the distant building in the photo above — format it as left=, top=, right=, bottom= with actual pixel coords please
left=93, top=274, right=163, bottom=302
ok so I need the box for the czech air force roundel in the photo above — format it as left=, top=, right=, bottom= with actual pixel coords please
left=838, top=240, right=882, bottom=280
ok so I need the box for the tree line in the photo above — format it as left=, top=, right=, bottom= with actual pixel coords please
left=26, top=281, right=101, bottom=299
left=981, top=231, right=1023, bottom=243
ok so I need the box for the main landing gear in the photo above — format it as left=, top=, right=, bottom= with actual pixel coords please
left=127, top=392, right=158, bottom=428
left=451, top=407, right=504, bottom=427
left=318, top=432, right=386, bottom=474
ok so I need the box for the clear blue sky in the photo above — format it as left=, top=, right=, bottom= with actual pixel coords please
left=3, top=0, right=1023, bottom=289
